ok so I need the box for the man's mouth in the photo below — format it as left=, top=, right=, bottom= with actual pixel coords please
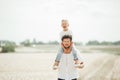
left=63, top=26, right=66, bottom=28
left=64, top=46, right=70, bottom=49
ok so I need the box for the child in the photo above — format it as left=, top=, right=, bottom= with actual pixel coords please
left=53, top=19, right=83, bottom=70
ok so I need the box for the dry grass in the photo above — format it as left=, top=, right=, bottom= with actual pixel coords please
left=0, top=46, right=120, bottom=80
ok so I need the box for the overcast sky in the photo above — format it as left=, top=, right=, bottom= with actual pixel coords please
left=0, top=0, right=120, bottom=43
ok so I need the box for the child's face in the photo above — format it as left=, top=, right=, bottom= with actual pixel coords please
left=61, top=21, right=69, bottom=29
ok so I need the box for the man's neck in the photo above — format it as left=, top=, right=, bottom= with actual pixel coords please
left=63, top=48, right=71, bottom=54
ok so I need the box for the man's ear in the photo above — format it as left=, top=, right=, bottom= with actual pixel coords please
left=61, top=42, right=63, bottom=45
left=70, top=42, right=73, bottom=46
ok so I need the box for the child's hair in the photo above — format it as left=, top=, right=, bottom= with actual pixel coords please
left=61, top=19, right=69, bottom=23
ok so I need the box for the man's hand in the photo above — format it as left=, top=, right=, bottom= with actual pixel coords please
left=75, top=61, right=84, bottom=69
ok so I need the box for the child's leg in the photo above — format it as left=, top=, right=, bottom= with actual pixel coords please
left=55, top=47, right=63, bottom=62
left=53, top=47, right=63, bottom=70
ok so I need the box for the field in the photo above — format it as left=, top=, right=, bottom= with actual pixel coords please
left=0, top=45, right=120, bottom=80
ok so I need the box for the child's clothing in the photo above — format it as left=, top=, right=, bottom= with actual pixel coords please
left=59, top=29, right=73, bottom=40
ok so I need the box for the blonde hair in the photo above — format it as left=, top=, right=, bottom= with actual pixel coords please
left=61, top=19, right=69, bottom=23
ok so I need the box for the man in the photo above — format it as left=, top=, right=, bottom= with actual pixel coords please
left=53, top=35, right=84, bottom=80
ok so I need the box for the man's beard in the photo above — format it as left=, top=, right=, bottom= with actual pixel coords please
left=64, top=46, right=70, bottom=49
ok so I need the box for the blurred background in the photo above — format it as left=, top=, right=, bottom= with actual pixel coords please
left=0, top=0, right=120, bottom=80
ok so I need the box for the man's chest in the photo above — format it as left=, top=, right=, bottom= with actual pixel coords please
left=59, top=54, right=75, bottom=68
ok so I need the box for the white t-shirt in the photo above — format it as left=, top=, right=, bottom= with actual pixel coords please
left=58, top=52, right=79, bottom=80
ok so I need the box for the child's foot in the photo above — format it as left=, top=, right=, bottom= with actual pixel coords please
left=53, top=61, right=59, bottom=70
left=53, top=65, right=58, bottom=70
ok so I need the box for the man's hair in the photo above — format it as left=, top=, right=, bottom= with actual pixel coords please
left=61, top=35, right=72, bottom=41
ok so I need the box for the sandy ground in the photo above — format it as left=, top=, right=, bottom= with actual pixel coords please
left=0, top=47, right=120, bottom=80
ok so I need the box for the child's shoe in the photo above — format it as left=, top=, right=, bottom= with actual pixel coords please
left=53, top=65, right=58, bottom=70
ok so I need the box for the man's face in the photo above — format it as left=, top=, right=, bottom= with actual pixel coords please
left=62, top=38, right=71, bottom=48
left=61, top=21, right=69, bottom=29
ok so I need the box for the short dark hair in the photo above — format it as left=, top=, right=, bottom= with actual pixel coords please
left=61, top=35, right=72, bottom=41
